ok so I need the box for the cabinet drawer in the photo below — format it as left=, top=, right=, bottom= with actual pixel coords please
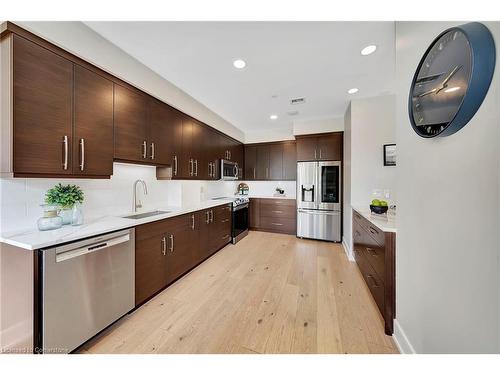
left=136, top=219, right=169, bottom=241
left=354, top=247, right=385, bottom=313
left=260, top=198, right=296, bottom=208
left=214, top=204, right=232, bottom=221
left=353, top=210, right=385, bottom=246
left=260, top=216, right=296, bottom=234
left=260, top=204, right=296, bottom=219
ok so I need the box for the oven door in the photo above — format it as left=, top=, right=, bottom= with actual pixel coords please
left=317, top=161, right=341, bottom=211
left=220, top=160, right=238, bottom=180
left=232, top=203, right=249, bottom=243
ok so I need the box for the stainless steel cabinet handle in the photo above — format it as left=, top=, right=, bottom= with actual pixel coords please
left=314, top=149, right=317, bottom=159
left=206, top=211, right=210, bottom=224
left=369, top=226, right=379, bottom=235
left=142, top=140, right=147, bottom=159
left=173, top=155, right=178, bottom=176
left=210, top=210, right=213, bottom=223
left=366, top=247, right=377, bottom=257
left=222, top=234, right=230, bottom=240
left=161, top=236, right=167, bottom=256
left=79, top=138, right=85, bottom=171
left=271, top=210, right=282, bottom=213
left=229, top=151, right=231, bottom=160
left=319, top=149, right=322, bottom=159
left=191, top=214, right=195, bottom=230
left=222, top=218, right=229, bottom=223
left=194, top=159, right=198, bottom=176
left=62, top=135, right=68, bottom=170
left=189, top=159, right=193, bottom=176
left=271, top=222, right=283, bottom=226
left=208, top=162, right=212, bottom=178
left=266, top=167, right=269, bottom=179
left=253, top=167, right=256, bottom=179
left=367, top=274, right=380, bottom=288
left=169, top=234, right=174, bottom=252
left=150, top=142, right=155, bottom=160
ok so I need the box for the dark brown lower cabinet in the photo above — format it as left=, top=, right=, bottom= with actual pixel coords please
left=135, top=204, right=232, bottom=307
left=352, top=209, right=395, bottom=335
left=249, top=198, right=296, bottom=235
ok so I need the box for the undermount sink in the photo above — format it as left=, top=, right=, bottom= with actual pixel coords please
left=122, top=210, right=170, bottom=220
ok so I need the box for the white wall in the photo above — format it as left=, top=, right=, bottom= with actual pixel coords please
left=350, top=95, right=397, bottom=206
left=244, top=128, right=295, bottom=143
left=395, top=22, right=500, bottom=353
left=343, top=95, right=396, bottom=259
left=240, top=181, right=296, bottom=199
left=16, top=21, right=244, bottom=142
left=343, top=104, right=353, bottom=256
left=293, top=116, right=344, bottom=136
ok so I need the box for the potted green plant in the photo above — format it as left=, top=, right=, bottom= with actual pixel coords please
left=45, top=184, right=84, bottom=225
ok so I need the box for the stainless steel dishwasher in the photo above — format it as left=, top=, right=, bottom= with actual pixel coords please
left=42, top=229, right=135, bottom=353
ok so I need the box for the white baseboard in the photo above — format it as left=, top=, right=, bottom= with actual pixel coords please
left=393, top=319, right=416, bottom=354
left=342, top=236, right=355, bottom=262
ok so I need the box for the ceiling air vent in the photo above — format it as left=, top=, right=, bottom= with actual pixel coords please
left=290, top=97, right=306, bottom=105
left=287, top=110, right=299, bottom=116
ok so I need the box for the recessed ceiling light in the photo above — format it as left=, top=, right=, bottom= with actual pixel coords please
left=361, top=45, right=377, bottom=56
left=347, top=88, right=359, bottom=94
left=233, top=59, right=246, bottom=69
left=270, top=114, right=278, bottom=120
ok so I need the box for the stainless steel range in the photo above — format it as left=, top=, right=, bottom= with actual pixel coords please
left=212, top=196, right=249, bottom=243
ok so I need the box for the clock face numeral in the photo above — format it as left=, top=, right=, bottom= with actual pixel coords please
left=410, top=29, right=472, bottom=137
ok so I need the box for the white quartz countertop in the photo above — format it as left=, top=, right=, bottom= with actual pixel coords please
left=0, top=199, right=234, bottom=251
left=351, top=205, right=397, bottom=233
left=247, top=195, right=296, bottom=200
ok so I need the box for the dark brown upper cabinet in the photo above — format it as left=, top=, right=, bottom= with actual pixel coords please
left=244, top=145, right=257, bottom=180
left=296, top=132, right=343, bottom=161
left=73, top=65, right=114, bottom=176
left=149, top=99, right=183, bottom=170
left=282, top=141, right=297, bottom=180
left=244, top=141, right=296, bottom=181
left=255, top=144, right=270, bottom=180
left=114, top=84, right=149, bottom=164
left=269, top=144, right=283, bottom=180
left=11, top=35, right=113, bottom=177
left=3, top=23, right=245, bottom=179
left=12, top=35, right=74, bottom=176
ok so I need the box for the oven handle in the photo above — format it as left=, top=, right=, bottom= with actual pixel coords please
left=233, top=203, right=248, bottom=211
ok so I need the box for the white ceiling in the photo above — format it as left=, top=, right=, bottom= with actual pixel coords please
left=85, top=22, right=395, bottom=134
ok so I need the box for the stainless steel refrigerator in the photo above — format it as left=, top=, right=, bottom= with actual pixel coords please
left=296, top=161, right=341, bottom=242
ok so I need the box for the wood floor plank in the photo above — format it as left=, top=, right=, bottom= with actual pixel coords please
left=78, top=231, right=398, bottom=354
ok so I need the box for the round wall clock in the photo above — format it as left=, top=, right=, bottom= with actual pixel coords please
left=408, top=22, right=496, bottom=138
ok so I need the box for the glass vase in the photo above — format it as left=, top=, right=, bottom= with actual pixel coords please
left=58, top=207, right=73, bottom=225
left=71, top=203, right=84, bottom=226
left=37, top=204, right=63, bottom=231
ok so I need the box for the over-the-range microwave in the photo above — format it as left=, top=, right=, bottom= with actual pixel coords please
left=220, top=159, right=239, bottom=180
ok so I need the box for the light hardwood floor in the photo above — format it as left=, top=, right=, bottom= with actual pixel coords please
left=79, top=231, right=398, bottom=354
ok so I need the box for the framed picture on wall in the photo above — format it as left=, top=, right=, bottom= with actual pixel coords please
left=384, top=144, right=396, bottom=166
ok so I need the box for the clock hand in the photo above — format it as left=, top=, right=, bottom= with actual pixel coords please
left=417, top=87, right=438, bottom=98
left=436, top=65, right=461, bottom=93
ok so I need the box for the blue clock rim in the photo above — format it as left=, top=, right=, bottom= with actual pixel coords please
left=408, top=22, right=496, bottom=138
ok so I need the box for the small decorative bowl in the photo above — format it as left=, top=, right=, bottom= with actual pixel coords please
left=370, top=205, right=388, bottom=214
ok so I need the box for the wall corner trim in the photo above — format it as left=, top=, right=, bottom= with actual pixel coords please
left=342, top=236, right=355, bottom=262
left=393, top=319, right=416, bottom=354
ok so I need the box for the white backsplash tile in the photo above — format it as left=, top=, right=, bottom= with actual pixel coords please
left=0, top=163, right=237, bottom=233
left=240, top=180, right=297, bottom=198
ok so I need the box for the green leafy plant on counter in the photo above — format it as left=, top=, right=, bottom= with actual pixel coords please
left=45, top=183, right=84, bottom=209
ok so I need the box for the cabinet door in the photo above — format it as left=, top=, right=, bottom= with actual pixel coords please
left=73, top=65, right=113, bottom=176
left=296, top=137, right=318, bottom=161
left=196, top=210, right=212, bottom=260
left=181, top=116, right=193, bottom=178
left=269, top=144, right=283, bottom=180
left=13, top=35, right=73, bottom=175
left=165, top=213, right=198, bottom=284
left=114, top=84, right=149, bottom=162
left=170, top=109, right=184, bottom=179
left=256, top=145, right=270, bottom=180
left=192, top=121, right=207, bottom=179
left=135, top=224, right=169, bottom=306
left=149, top=99, right=179, bottom=166
left=318, top=133, right=343, bottom=161
left=232, top=142, right=244, bottom=179
left=282, top=141, right=297, bottom=180
left=249, top=199, right=260, bottom=229
left=244, top=145, right=257, bottom=180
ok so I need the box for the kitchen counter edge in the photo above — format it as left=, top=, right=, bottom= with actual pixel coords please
left=351, top=205, right=397, bottom=233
